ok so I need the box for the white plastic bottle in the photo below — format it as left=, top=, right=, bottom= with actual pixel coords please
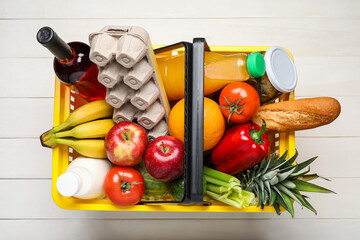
left=56, top=157, right=112, bottom=199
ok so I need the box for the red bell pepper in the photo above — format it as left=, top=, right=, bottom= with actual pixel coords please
left=211, top=120, right=270, bottom=175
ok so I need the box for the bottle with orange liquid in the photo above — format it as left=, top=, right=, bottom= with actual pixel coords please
left=156, top=51, right=265, bottom=100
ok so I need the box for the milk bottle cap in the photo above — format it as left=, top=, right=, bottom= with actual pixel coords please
left=264, top=46, right=298, bottom=93
left=56, top=172, right=81, bottom=197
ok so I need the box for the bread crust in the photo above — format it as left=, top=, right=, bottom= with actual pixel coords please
left=252, top=97, right=341, bottom=132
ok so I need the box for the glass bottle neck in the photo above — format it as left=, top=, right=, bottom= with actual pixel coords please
left=37, top=26, right=74, bottom=62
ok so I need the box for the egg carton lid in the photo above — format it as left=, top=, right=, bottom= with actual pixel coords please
left=89, top=25, right=170, bottom=140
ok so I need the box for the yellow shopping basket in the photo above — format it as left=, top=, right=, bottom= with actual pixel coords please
left=51, top=40, right=295, bottom=212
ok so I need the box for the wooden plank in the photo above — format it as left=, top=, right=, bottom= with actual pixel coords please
left=296, top=138, right=360, bottom=178
left=294, top=57, right=360, bottom=97
left=1, top=219, right=360, bottom=240
left=0, top=97, right=355, bottom=138
left=1, top=0, right=359, bottom=18
left=0, top=98, right=53, bottom=138
left=0, top=179, right=358, bottom=219
left=1, top=137, right=358, bottom=179
left=0, top=18, right=359, bottom=58
left=0, top=139, right=52, bottom=178
left=1, top=57, right=359, bottom=98
left=0, top=58, right=54, bottom=98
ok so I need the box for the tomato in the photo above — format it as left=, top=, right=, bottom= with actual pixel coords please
left=104, top=166, right=145, bottom=206
left=219, top=82, right=260, bottom=123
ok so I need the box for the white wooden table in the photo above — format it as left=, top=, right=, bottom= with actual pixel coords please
left=1, top=0, right=359, bottom=239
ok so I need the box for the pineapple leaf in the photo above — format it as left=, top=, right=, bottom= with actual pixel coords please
left=275, top=196, right=289, bottom=213
left=244, top=171, right=250, bottom=185
left=269, top=175, right=279, bottom=185
left=270, top=151, right=288, bottom=170
left=261, top=156, right=272, bottom=175
left=251, top=165, right=258, bottom=180
left=301, top=196, right=318, bottom=215
left=272, top=186, right=286, bottom=205
left=279, top=164, right=297, bottom=174
left=276, top=192, right=295, bottom=218
left=289, top=167, right=311, bottom=178
left=269, top=189, right=277, bottom=206
left=261, top=169, right=277, bottom=181
left=264, top=180, right=272, bottom=199
left=268, top=153, right=280, bottom=170
left=255, top=183, right=262, bottom=207
left=293, top=190, right=317, bottom=215
left=273, top=154, right=296, bottom=171
left=294, top=156, right=318, bottom=173
left=263, top=189, right=269, bottom=206
left=280, top=192, right=295, bottom=218
left=281, top=180, right=297, bottom=189
left=292, top=179, right=336, bottom=193
left=277, top=167, right=297, bottom=182
left=280, top=149, right=298, bottom=169
left=246, top=182, right=256, bottom=192
left=257, top=178, right=265, bottom=199
left=256, top=168, right=264, bottom=179
left=245, top=170, right=250, bottom=181
left=277, top=183, right=306, bottom=208
left=299, top=174, right=331, bottom=182
left=259, top=158, right=268, bottom=171
left=273, top=202, right=281, bottom=215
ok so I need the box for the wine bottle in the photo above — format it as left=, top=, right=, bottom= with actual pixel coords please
left=37, top=26, right=106, bottom=101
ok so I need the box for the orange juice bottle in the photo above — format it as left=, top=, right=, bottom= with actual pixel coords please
left=156, top=52, right=265, bottom=100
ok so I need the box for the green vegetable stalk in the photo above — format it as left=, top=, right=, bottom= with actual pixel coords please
left=204, top=167, right=256, bottom=208
left=170, top=169, right=255, bottom=208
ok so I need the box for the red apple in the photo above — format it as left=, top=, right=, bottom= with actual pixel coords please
left=144, top=136, right=184, bottom=181
left=105, top=121, right=149, bottom=166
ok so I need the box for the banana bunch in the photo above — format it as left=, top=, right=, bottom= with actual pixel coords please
left=41, top=100, right=115, bottom=158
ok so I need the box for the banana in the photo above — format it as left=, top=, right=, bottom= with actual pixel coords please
left=55, top=119, right=115, bottom=139
left=54, top=138, right=107, bottom=159
left=52, top=100, right=113, bottom=134
left=41, top=100, right=113, bottom=147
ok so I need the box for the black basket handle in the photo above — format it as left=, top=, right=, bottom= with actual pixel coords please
left=143, top=40, right=207, bottom=204
left=183, top=38, right=209, bottom=203
left=147, top=42, right=196, bottom=203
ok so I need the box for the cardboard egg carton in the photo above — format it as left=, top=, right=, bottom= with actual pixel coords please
left=89, top=26, right=170, bottom=140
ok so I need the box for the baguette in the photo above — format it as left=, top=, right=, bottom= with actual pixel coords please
left=252, top=97, right=341, bottom=132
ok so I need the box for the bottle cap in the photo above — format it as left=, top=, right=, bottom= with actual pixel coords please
left=247, top=52, right=266, bottom=78
left=36, top=26, right=73, bottom=61
left=264, top=46, right=298, bottom=93
left=56, top=172, right=80, bottom=197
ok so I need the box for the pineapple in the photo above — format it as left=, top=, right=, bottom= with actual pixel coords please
left=237, top=150, right=335, bottom=217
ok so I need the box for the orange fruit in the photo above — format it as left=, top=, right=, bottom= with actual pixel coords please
left=168, top=97, right=225, bottom=151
